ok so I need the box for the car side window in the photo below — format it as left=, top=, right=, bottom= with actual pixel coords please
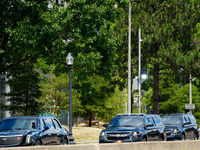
left=43, top=118, right=55, bottom=129
left=147, top=117, right=155, bottom=126
left=53, top=119, right=62, bottom=129
left=189, top=115, right=196, bottom=124
left=187, top=116, right=191, bottom=122
left=154, top=116, right=162, bottom=126
left=184, top=116, right=190, bottom=122
left=145, top=118, right=149, bottom=125
left=41, top=119, right=46, bottom=127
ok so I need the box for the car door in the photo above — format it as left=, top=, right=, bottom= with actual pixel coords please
left=145, top=117, right=157, bottom=141
left=52, top=118, right=63, bottom=144
left=183, top=116, right=193, bottom=139
left=144, top=117, right=153, bottom=141
left=153, top=116, right=163, bottom=140
left=40, top=119, right=51, bottom=145
left=188, top=116, right=197, bottom=139
left=148, top=117, right=159, bottom=141
left=42, top=118, right=57, bottom=145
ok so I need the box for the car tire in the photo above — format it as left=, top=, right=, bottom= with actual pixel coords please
left=181, top=134, right=185, bottom=140
left=194, top=133, right=198, bottom=140
left=160, top=136, right=164, bottom=141
left=143, top=137, right=147, bottom=142
left=62, top=138, right=68, bottom=145
left=34, top=140, right=42, bottom=146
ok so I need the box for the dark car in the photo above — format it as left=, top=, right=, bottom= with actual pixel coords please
left=160, top=113, right=199, bottom=140
left=99, top=113, right=166, bottom=143
left=0, top=116, right=69, bottom=147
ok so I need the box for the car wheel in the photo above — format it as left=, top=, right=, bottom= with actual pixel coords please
left=194, top=133, right=198, bottom=140
left=181, top=134, right=185, bottom=140
left=62, top=138, right=68, bottom=145
left=143, top=137, right=147, bottom=142
left=34, top=140, right=42, bottom=146
left=160, top=136, right=164, bottom=141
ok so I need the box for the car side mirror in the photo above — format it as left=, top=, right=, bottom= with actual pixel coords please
left=43, top=126, right=49, bottom=131
left=103, top=124, right=108, bottom=128
left=146, top=122, right=154, bottom=128
left=31, top=121, right=36, bottom=129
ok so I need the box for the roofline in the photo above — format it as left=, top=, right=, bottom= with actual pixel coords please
left=2, top=116, right=56, bottom=120
left=160, top=113, right=190, bottom=116
left=118, top=113, right=144, bottom=116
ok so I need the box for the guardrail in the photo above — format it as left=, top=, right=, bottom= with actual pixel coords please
left=1, top=140, right=200, bottom=150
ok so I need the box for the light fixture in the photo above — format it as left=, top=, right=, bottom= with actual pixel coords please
left=66, top=53, right=74, bottom=65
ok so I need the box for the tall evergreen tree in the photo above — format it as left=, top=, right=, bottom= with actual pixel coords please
left=131, top=0, right=200, bottom=114
left=2, top=63, right=41, bottom=116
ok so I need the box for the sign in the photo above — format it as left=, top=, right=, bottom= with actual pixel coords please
left=185, top=104, right=195, bottom=110
left=133, top=78, right=138, bottom=90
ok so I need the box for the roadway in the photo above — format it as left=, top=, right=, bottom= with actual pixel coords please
left=1, top=140, right=200, bottom=150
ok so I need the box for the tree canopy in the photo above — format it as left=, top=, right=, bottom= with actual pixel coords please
left=130, top=0, right=200, bottom=114
left=1, top=0, right=200, bottom=125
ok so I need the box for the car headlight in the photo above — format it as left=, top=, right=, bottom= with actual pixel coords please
left=173, top=129, right=181, bottom=135
left=99, top=132, right=106, bottom=140
left=25, top=134, right=32, bottom=144
left=132, top=131, right=141, bottom=138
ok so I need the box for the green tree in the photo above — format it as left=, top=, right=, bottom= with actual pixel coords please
left=142, top=71, right=200, bottom=124
left=75, top=74, right=127, bottom=126
left=49, top=0, right=127, bottom=126
left=0, top=0, right=60, bottom=75
left=98, top=85, right=128, bottom=123
left=0, top=0, right=124, bottom=119
left=1, top=63, right=41, bottom=116
left=36, top=66, right=69, bottom=118
left=131, top=0, right=200, bottom=114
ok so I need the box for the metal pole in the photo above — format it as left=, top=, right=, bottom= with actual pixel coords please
left=138, top=29, right=141, bottom=113
left=128, top=0, right=131, bottom=114
left=56, top=0, right=59, bottom=5
left=5, top=77, right=11, bottom=118
left=69, top=65, right=75, bottom=144
left=180, top=75, right=182, bottom=88
left=189, top=74, right=192, bottom=113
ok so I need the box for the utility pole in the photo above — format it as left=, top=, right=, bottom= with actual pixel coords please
left=128, top=0, right=131, bottom=114
left=189, top=74, right=192, bottom=113
left=138, top=29, right=141, bottom=113
left=138, top=29, right=145, bottom=113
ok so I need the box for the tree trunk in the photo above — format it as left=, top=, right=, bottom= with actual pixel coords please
left=89, top=112, right=92, bottom=127
left=76, top=118, right=78, bottom=127
left=153, top=62, right=159, bottom=114
left=25, top=87, right=28, bottom=115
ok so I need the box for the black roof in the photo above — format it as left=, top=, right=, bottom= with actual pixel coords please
left=1, top=116, right=56, bottom=120
left=160, top=113, right=193, bottom=117
left=117, top=113, right=159, bottom=117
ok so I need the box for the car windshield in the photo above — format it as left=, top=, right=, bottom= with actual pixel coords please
left=0, top=118, right=38, bottom=130
left=161, top=116, right=182, bottom=125
left=108, top=117, right=144, bottom=128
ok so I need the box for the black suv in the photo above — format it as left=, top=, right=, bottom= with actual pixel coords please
left=0, top=116, right=69, bottom=147
left=160, top=113, right=199, bottom=140
left=99, top=113, right=166, bottom=143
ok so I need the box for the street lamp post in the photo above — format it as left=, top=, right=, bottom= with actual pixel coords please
left=189, top=74, right=192, bottom=113
left=66, top=53, right=75, bottom=144
left=128, top=0, right=132, bottom=114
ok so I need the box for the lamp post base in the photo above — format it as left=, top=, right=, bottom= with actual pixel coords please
left=69, top=134, right=76, bottom=144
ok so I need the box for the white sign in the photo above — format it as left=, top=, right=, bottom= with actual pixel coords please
left=185, top=104, right=195, bottom=110
left=133, top=78, right=138, bottom=90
